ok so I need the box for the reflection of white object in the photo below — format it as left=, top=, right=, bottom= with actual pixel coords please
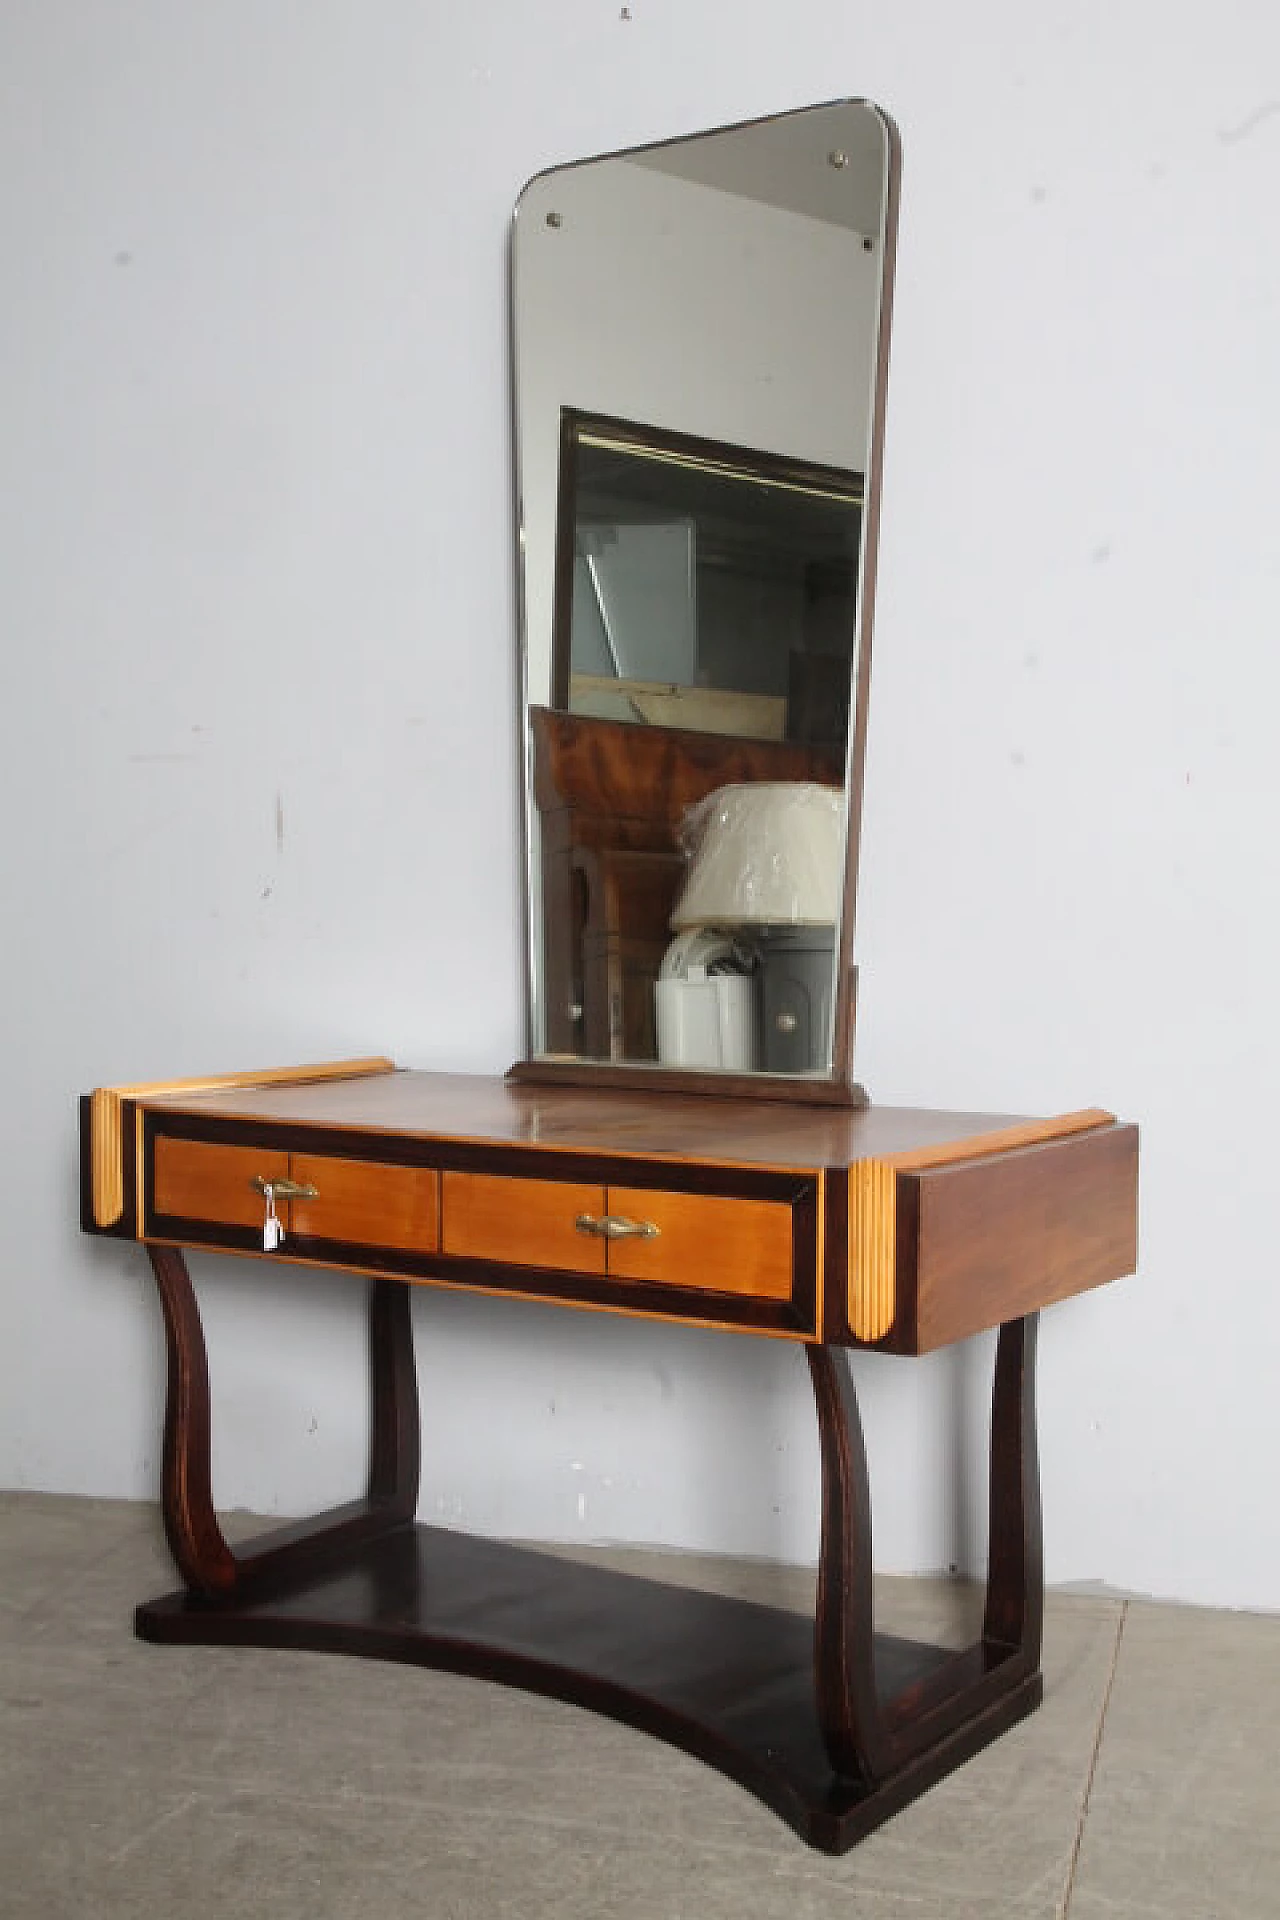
left=654, top=930, right=756, bottom=1070
left=669, top=782, right=844, bottom=931
left=655, top=976, right=756, bottom=1071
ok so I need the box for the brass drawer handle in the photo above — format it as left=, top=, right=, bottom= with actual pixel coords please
left=250, top=1175, right=319, bottom=1201
left=575, top=1212, right=659, bottom=1241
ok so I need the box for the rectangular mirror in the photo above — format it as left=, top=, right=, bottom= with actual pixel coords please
left=509, top=99, right=900, bottom=1101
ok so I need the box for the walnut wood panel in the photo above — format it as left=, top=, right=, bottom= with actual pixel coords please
left=139, top=1070, right=1041, bottom=1172
left=903, top=1124, right=1139, bottom=1353
left=605, top=1186, right=796, bottom=1300
left=152, top=1137, right=289, bottom=1232
left=89, top=1057, right=393, bottom=1229
left=290, top=1156, right=439, bottom=1256
left=530, top=706, right=843, bottom=827
left=441, top=1171, right=606, bottom=1275
left=847, top=1109, right=1120, bottom=1344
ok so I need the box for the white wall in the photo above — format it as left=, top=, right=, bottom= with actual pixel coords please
left=2, top=2, right=1278, bottom=1611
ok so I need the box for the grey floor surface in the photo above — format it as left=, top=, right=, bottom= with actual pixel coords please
left=2, top=1494, right=1276, bottom=1919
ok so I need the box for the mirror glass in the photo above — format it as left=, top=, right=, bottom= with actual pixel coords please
left=511, top=99, right=897, bottom=1088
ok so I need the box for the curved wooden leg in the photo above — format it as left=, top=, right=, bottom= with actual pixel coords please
left=808, top=1319, right=1043, bottom=1790
left=146, top=1250, right=420, bottom=1600
left=366, top=1277, right=422, bottom=1516
left=807, top=1346, right=889, bottom=1786
left=149, top=1246, right=239, bottom=1595
left=983, top=1314, right=1043, bottom=1666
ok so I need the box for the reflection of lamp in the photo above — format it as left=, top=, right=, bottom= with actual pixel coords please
left=655, top=784, right=844, bottom=1074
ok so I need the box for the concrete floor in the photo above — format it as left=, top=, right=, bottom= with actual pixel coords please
left=1, top=1494, right=1276, bottom=1918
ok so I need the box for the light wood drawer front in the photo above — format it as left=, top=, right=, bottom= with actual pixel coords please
left=606, top=1187, right=795, bottom=1299
left=153, top=1139, right=289, bottom=1230
left=290, top=1156, right=438, bottom=1255
left=441, top=1172, right=606, bottom=1275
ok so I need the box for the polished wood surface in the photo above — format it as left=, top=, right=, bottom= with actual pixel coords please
left=904, top=1123, right=1139, bottom=1353
left=153, top=1138, right=289, bottom=1233
left=845, top=1107, right=1124, bottom=1344
left=292, top=1155, right=439, bottom=1257
left=606, top=1186, right=795, bottom=1300
left=138, top=1068, right=1042, bottom=1169
left=87, top=1068, right=1137, bottom=1353
left=89, top=1056, right=394, bottom=1228
left=441, top=1171, right=606, bottom=1275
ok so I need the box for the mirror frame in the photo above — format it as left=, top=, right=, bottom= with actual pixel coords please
left=507, top=99, right=901, bottom=1107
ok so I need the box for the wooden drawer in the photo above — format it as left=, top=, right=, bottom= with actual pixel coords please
left=605, top=1187, right=794, bottom=1300
left=440, top=1171, right=797, bottom=1302
left=441, top=1172, right=606, bottom=1275
left=290, top=1155, right=438, bottom=1256
left=151, top=1137, right=438, bottom=1256
left=152, top=1138, right=289, bottom=1231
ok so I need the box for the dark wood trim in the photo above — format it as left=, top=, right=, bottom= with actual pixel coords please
left=141, top=1107, right=819, bottom=1199
left=140, top=1111, right=822, bottom=1340
left=821, top=1169, right=850, bottom=1344
left=508, top=1055, right=868, bottom=1108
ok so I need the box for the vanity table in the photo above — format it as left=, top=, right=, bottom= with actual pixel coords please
left=79, top=100, right=1139, bottom=1852
left=79, top=1061, right=1136, bottom=1851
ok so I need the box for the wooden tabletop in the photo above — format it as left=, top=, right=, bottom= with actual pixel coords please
left=142, top=1068, right=1112, bottom=1173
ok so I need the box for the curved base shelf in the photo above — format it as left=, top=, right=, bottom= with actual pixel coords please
left=136, top=1522, right=1043, bottom=1854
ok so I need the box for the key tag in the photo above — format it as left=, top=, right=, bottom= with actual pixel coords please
left=262, top=1182, right=285, bottom=1252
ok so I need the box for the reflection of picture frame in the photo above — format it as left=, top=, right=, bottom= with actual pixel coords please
left=550, top=409, right=864, bottom=744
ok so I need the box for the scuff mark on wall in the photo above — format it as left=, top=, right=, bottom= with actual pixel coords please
left=1218, top=101, right=1279, bottom=144
left=275, top=790, right=285, bottom=855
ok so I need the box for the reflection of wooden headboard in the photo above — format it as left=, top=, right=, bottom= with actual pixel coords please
left=530, top=707, right=843, bottom=1061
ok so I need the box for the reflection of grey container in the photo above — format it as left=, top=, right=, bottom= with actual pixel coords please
left=759, top=927, right=835, bottom=1074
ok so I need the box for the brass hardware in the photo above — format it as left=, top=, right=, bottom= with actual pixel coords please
left=574, top=1212, right=659, bottom=1241
left=250, top=1174, right=319, bottom=1201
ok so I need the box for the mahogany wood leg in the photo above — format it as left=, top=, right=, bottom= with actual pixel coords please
left=807, top=1345, right=889, bottom=1786
left=146, top=1248, right=420, bottom=1601
left=149, top=1245, right=238, bottom=1595
left=807, top=1319, right=1043, bottom=1787
left=983, top=1313, right=1043, bottom=1667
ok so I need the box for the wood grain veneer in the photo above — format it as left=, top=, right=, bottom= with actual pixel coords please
left=606, top=1186, right=796, bottom=1300
left=441, top=1171, right=607, bottom=1275
left=104, top=1071, right=1135, bottom=1352
left=138, top=1069, right=1038, bottom=1171
left=906, top=1124, right=1139, bottom=1352
left=530, top=705, right=842, bottom=828
left=846, top=1109, right=1119, bottom=1343
left=89, top=1057, right=394, bottom=1229
left=291, top=1156, right=439, bottom=1257
left=153, top=1139, right=289, bottom=1232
